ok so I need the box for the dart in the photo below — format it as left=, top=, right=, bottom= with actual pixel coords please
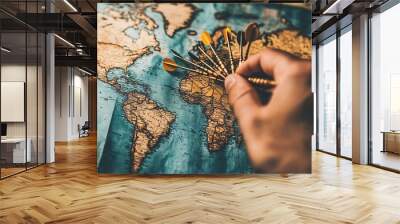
left=244, top=23, right=260, bottom=61
left=247, top=77, right=277, bottom=86
left=223, top=27, right=235, bottom=74
left=200, top=31, right=229, bottom=76
left=188, top=51, right=225, bottom=79
left=164, top=23, right=278, bottom=90
left=206, top=75, right=277, bottom=88
left=206, top=75, right=225, bottom=83
left=236, top=31, right=247, bottom=64
left=163, top=58, right=207, bottom=76
left=188, top=51, right=214, bottom=72
left=164, top=57, right=276, bottom=89
left=197, top=43, right=227, bottom=77
left=163, top=57, right=225, bottom=83
left=170, top=49, right=215, bottom=76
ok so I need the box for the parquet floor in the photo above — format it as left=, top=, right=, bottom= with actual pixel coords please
left=1, top=134, right=400, bottom=224
left=1, top=167, right=26, bottom=178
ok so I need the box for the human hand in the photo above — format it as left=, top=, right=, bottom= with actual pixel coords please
left=224, top=48, right=312, bottom=173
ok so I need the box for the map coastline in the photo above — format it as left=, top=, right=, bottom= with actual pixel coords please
left=151, top=3, right=200, bottom=38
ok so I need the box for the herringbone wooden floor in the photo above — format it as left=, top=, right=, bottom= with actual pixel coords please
left=1, top=135, right=400, bottom=224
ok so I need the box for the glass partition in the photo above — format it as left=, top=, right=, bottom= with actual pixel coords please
left=317, top=35, right=337, bottom=154
left=1, top=31, right=28, bottom=177
left=0, top=1, right=46, bottom=179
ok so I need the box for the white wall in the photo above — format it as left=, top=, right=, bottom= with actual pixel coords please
left=1, top=82, right=25, bottom=122
left=73, top=73, right=89, bottom=138
left=1, top=65, right=26, bottom=137
left=1, top=64, right=39, bottom=138
left=55, top=66, right=69, bottom=141
left=54, top=67, right=89, bottom=141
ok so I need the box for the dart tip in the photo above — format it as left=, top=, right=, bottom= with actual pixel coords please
left=223, top=27, right=232, bottom=43
left=162, top=58, right=177, bottom=72
left=200, top=31, right=212, bottom=46
left=245, top=23, right=260, bottom=41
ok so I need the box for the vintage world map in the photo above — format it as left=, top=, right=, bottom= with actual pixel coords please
left=97, top=3, right=311, bottom=174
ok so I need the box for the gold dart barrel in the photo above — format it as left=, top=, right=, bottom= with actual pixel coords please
left=247, top=77, right=277, bottom=87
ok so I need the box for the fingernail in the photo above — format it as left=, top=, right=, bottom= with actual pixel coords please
left=225, top=74, right=236, bottom=91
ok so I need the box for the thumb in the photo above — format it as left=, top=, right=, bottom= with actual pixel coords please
left=224, top=74, right=261, bottom=127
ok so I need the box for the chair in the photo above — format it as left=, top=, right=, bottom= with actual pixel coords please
left=79, top=121, right=90, bottom=138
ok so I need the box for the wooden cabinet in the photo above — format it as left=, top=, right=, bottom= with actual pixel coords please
left=382, top=132, right=400, bottom=154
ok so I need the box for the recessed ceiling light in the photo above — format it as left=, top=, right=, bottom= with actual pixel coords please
left=63, top=0, right=78, bottom=12
left=1, top=47, right=11, bottom=53
left=322, top=0, right=355, bottom=15
left=78, top=67, right=93, bottom=76
left=54, top=34, right=75, bottom=48
left=323, top=0, right=342, bottom=15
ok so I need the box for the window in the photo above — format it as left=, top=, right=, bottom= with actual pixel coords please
left=317, top=36, right=337, bottom=154
left=370, top=3, right=400, bottom=171
left=339, top=27, right=352, bottom=158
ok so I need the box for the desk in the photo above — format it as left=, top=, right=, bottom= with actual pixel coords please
left=382, top=131, right=400, bottom=154
left=1, top=138, right=31, bottom=163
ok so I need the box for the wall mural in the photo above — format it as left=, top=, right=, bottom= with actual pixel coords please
left=97, top=3, right=311, bottom=174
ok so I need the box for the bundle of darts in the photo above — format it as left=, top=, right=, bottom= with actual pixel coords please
left=162, top=23, right=277, bottom=90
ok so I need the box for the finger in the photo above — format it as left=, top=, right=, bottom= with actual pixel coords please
left=224, top=74, right=260, bottom=128
left=236, top=48, right=292, bottom=80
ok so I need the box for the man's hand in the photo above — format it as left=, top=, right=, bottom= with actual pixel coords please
left=224, top=48, right=312, bottom=173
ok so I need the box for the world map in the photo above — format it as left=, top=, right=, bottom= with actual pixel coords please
left=97, top=3, right=311, bottom=174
